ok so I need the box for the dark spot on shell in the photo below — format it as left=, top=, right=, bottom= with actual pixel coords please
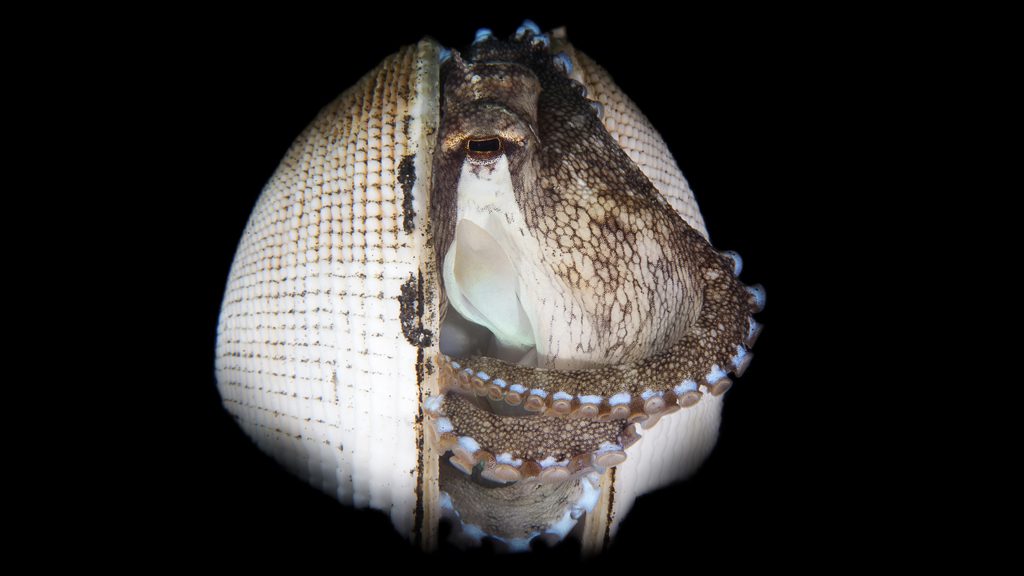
left=398, top=155, right=417, bottom=234
left=399, top=272, right=433, bottom=348
left=413, top=345, right=425, bottom=547
left=604, top=467, right=616, bottom=548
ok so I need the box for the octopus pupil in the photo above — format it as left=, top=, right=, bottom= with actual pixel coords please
left=467, top=137, right=502, bottom=154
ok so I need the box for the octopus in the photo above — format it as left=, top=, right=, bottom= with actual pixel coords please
left=215, top=20, right=765, bottom=554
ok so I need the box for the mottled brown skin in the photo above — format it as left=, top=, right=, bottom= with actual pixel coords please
left=432, top=41, right=706, bottom=364
left=444, top=250, right=753, bottom=401
left=429, top=33, right=758, bottom=480
left=440, top=462, right=586, bottom=543
left=439, top=393, right=626, bottom=462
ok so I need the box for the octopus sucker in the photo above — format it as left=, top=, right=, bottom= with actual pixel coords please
left=704, top=376, right=733, bottom=397
left=733, top=349, right=755, bottom=377
left=620, top=424, right=643, bottom=448
left=215, top=19, right=765, bottom=554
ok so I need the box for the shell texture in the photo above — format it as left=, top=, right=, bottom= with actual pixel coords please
left=215, top=40, right=442, bottom=542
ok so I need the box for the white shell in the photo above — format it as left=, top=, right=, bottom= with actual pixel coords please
left=215, top=38, right=444, bottom=546
left=216, top=33, right=724, bottom=553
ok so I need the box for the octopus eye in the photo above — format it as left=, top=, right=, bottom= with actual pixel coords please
left=466, top=137, right=503, bottom=160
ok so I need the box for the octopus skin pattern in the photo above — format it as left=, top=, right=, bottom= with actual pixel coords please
left=215, top=20, right=764, bottom=554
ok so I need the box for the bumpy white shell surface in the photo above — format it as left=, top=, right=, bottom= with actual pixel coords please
left=215, top=39, right=442, bottom=542
left=215, top=34, right=721, bottom=550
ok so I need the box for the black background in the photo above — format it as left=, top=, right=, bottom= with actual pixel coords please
left=145, top=8, right=884, bottom=570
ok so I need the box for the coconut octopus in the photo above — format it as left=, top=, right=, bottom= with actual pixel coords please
left=215, top=20, right=764, bottom=554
